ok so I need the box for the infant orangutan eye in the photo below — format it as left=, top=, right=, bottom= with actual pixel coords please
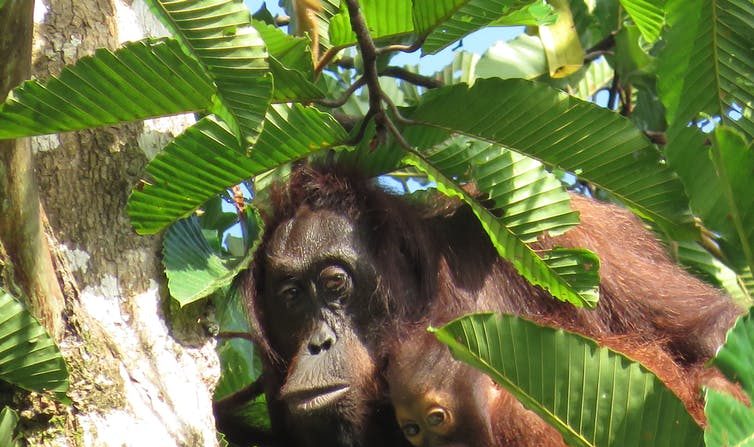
left=426, top=408, right=447, bottom=426
left=401, top=422, right=421, bottom=437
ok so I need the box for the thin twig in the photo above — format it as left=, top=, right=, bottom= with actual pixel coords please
left=344, top=108, right=377, bottom=146
left=381, top=92, right=415, bottom=125
left=314, top=46, right=341, bottom=75
left=376, top=35, right=427, bottom=55
left=214, top=376, right=266, bottom=410
left=315, top=76, right=367, bottom=107
left=383, top=114, right=414, bottom=151
left=381, top=66, right=443, bottom=89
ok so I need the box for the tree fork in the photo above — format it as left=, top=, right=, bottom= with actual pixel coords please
left=0, top=0, right=65, bottom=338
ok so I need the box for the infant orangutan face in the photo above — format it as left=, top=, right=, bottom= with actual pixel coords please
left=388, top=353, right=498, bottom=447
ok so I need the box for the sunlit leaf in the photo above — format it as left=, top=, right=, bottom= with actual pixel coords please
left=143, top=0, right=272, bottom=141
left=434, top=313, right=704, bottom=447
left=538, top=0, right=584, bottom=78
left=409, top=78, right=692, bottom=231
left=0, top=38, right=213, bottom=139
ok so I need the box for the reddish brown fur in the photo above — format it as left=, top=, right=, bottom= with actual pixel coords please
left=241, top=165, right=742, bottom=446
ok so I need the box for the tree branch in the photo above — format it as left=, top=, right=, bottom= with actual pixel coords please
left=341, top=0, right=424, bottom=149
left=314, top=76, right=367, bottom=108
left=344, top=0, right=387, bottom=143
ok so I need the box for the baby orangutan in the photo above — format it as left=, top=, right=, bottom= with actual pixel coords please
left=386, top=327, right=566, bottom=447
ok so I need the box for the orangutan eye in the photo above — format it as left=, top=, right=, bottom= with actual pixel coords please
left=426, top=408, right=447, bottom=426
left=278, top=283, right=301, bottom=308
left=320, top=265, right=351, bottom=295
left=401, top=422, right=421, bottom=437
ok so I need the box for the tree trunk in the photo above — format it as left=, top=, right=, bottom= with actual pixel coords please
left=12, top=1, right=220, bottom=445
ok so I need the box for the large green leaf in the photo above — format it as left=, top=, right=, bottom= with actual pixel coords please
left=128, top=105, right=346, bottom=234
left=409, top=78, right=692, bottom=230
left=0, top=290, right=68, bottom=399
left=658, top=0, right=754, bottom=140
left=413, top=0, right=536, bottom=55
left=405, top=152, right=599, bottom=307
left=0, top=38, right=213, bottom=139
left=706, top=308, right=754, bottom=445
left=710, top=127, right=754, bottom=275
left=433, top=313, right=704, bottom=447
left=144, top=0, right=272, bottom=142
left=249, top=103, right=348, bottom=162
left=128, top=115, right=259, bottom=234
left=422, top=137, right=581, bottom=241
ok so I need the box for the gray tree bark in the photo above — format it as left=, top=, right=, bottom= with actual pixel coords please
left=6, top=1, right=220, bottom=445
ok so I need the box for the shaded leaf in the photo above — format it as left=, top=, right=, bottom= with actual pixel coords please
left=0, top=290, right=69, bottom=399
left=663, top=125, right=744, bottom=265
left=162, top=213, right=257, bottom=306
left=706, top=308, right=754, bottom=446
left=713, top=308, right=754, bottom=398
left=0, top=407, right=19, bottom=447
left=213, top=285, right=261, bottom=400
left=710, top=127, right=754, bottom=275
left=676, top=241, right=751, bottom=306
left=433, top=313, right=703, bottom=447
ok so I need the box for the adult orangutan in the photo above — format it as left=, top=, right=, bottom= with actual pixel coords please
left=239, top=163, right=740, bottom=446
